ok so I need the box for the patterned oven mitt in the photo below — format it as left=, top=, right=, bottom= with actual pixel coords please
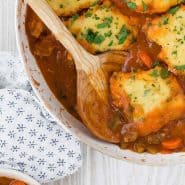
left=0, top=52, right=82, bottom=183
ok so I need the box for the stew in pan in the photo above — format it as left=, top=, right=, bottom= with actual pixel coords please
left=25, top=0, right=185, bottom=153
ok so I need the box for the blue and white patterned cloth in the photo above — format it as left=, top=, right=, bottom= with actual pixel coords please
left=0, top=52, right=82, bottom=183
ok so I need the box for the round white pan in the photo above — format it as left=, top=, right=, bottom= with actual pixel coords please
left=16, top=0, right=185, bottom=165
left=0, top=168, right=40, bottom=185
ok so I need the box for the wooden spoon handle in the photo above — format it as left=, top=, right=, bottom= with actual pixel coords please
left=26, top=0, right=97, bottom=70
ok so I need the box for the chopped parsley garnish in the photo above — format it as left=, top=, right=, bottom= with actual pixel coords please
left=59, top=4, right=63, bottom=8
left=175, top=65, right=185, bottom=70
left=162, top=16, right=169, bottom=25
left=127, top=2, right=137, bottom=9
left=150, top=69, right=159, bottom=77
left=160, top=68, right=169, bottom=79
left=93, top=34, right=105, bottom=44
left=142, top=1, right=148, bottom=12
left=97, top=22, right=109, bottom=28
left=71, top=14, right=79, bottom=23
left=105, top=17, right=113, bottom=24
left=150, top=68, right=169, bottom=78
left=97, top=16, right=113, bottom=29
left=116, top=26, right=129, bottom=44
left=172, top=50, right=177, bottom=56
left=85, top=12, right=92, bottom=17
left=83, top=29, right=105, bottom=44
left=104, top=31, right=112, bottom=37
left=108, top=40, right=113, bottom=46
left=152, top=60, right=161, bottom=68
left=168, top=6, right=180, bottom=15
left=90, top=0, right=99, bottom=7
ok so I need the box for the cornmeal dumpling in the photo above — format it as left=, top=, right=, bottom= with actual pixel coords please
left=146, top=6, right=185, bottom=75
left=67, top=1, right=138, bottom=53
left=116, top=0, right=182, bottom=14
left=46, top=0, right=100, bottom=16
left=110, top=67, right=185, bottom=137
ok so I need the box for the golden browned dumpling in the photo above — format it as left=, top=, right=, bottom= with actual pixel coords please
left=46, top=0, right=101, bottom=16
left=146, top=6, right=185, bottom=75
left=112, top=0, right=182, bottom=14
left=67, top=1, right=138, bottom=53
left=110, top=67, right=185, bottom=137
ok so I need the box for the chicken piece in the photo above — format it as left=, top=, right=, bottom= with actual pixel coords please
left=110, top=67, right=185, bottom=138
left=67, top=0, right=138, bottom=53
left=111, top=0, right=182, bottom=14
left=146, top=6, right=185, bottom=75
left=46, top=0, right=101, bottom=16
left=28, top=11, right=45, bottom=38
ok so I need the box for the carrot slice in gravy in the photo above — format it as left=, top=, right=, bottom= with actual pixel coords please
left=162, top=138, right=182, bottom=150
left=138, top=51, right=152, bottom=68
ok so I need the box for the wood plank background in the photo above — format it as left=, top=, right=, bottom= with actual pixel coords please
left=1, top=1, right=185, bottom=185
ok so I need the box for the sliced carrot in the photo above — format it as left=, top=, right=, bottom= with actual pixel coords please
left=10, top=180, right=26, bottom=185
left=162, top=138, right=182, bottom=150
left=138, top=51, right=152, bottom=68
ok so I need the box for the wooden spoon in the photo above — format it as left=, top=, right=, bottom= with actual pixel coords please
left=26, top=0, right=126, bottom=143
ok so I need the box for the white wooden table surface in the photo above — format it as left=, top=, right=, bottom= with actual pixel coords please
left=1, top=1, right=185, bottom=185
